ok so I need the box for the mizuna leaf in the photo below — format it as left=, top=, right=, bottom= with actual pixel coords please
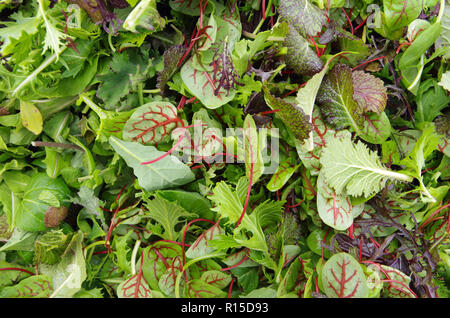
left=283, top=24, right=324, bottom=76
left=321, top=252, right=369, bottom=298
left=352, top=70, right=388, bottom=114
left=320, top=134, right=413, bottom=198
left=279, top=0, right=327, bottom=37
left=123, top=101, right=183, bottom=145
left=317, top=64, right=363, bottom=134
left=109, top=137, right=195, bottom=192
left=263, top=86, right=313, bottom=142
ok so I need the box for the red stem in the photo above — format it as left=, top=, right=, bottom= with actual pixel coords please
left=0, top=267, right=35, bottom=276
left=352, top=56, right=386, bottom=71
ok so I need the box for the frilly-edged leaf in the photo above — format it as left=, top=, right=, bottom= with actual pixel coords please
left=123, top=0, right=166, bottom=34
left=144, top=196, right=197, bottom=242
left=283, top=25, right=324, bottom=76
left=320, top=134, right=413, bottom=198
left=279, top=0, right=327, bottom=37
left=263, top=85, right=313, bottom=142
left=157, top=45, right=188, bottom=95
left=317, top=64, right=364, bottom=134
left=352, top=70, right=387, bottom=114
left=0, top=12, right=40, bottom=56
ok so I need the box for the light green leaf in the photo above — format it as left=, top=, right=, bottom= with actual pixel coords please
left=109, top=137, right=195, bottom=191
left=20, top=100, right=43, bottom=135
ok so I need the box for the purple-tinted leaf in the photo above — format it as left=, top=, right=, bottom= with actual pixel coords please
left=317, top=64, right=364, bottom=134
left=321, top=252, right=369, bottom=298
left=283, top=25, right=324, bottom=76
left=263, top=85, right=313, bottom=142
left=157, top=45, right=188, bottom=95
left=279, top=0, right=327, bottom=37
left=352, top=70, right=388, bottom=114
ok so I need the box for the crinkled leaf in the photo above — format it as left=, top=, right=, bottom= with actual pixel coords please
left=279, top=0, right=327, bottom=37
left=157, top=45, right=188, bottom=94
left=352, top=70, right=387, bottom=114
left=320, top=134, right=413, bottom=198
left=317, top=64, right=364, bottom=134
left=263, top=86, right=313, bottom=142
left=283, top=24, right=324, bottom=76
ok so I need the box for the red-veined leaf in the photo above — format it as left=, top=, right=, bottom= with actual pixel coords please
left=321, top=252, right=369, bottom=298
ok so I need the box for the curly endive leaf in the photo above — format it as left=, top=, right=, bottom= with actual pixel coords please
left=352, top=70, right=387, bottom=114
left=279, top=0, right=327, bottom=37
left=263, top=85, right=313, bottom=142
left=283, top=25, right=324, bottom=76
left=320, top=134, right=413, bottom=197
left=317, top=64, right=363, bottom=134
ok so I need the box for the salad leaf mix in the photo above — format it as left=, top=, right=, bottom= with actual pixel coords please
left=0, top=0, right=449, bottom=299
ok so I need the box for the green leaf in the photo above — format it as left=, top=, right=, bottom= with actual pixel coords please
left=34, top=230, right=71, bottom=265
left=180, top=56, right=236, bottom=109
left=16, top=173, right=72, bottom=232
left=0, top=12, right=40, bottom=56
left=438, top=71, right=450, bottom=91
left=317, top=64, right=363, bottom=134
left=109, top=137, right=195, bottom=192
left=20, top=100, right=43, bottom=135
left=320, top=134, right=413, bottom=198
left=415, top=79, right=450, bottom=123
left=316, top=171, right=364, bottom=231
left=359, top=112, right=392, bottom=145
left=267, top=160, right=300, bottom=192
left=39, top=231, right=86, bottom=298
left=201, top=270, right=231, bottom=289
left=184, top=279, right=227, bottom=298
left=398, top=22, right=442, bottom=95
left=185, top=222, right=223, bottom=259
left=243, top=114, right=265, bottom=185
left=383, top=0, right=422, bottom=31
left=144, top=196, right=196, bottom=241
left=0, top=275, right=53, bottom=298
left=123, top=0, right=166, bottom=34
left=321, top=252, right=369, bottom=298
